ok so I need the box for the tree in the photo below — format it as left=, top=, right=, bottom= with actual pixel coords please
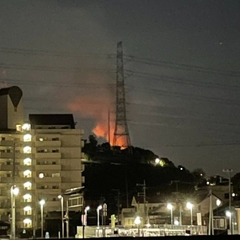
left=191, top=168, right=206, bottom=187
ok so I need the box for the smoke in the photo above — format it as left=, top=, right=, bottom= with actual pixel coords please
left=67, top=70, right=116, bottom=144
left=68, top=91, right=128, bottom=148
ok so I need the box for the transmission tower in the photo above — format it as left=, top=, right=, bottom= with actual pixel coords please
left=113, top=41, right=131, bottom=148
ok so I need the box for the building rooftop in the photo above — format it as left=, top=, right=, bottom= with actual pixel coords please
left=0, top=86, right=23, bottom=108
left=29, top=114, right=76, bottom=129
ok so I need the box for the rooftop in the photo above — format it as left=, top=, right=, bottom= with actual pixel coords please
left=29, top=114, right=76, bottom=129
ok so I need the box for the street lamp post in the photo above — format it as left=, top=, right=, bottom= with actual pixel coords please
left=186, top=202, right=193, bottom=226
left=97, top=205, right=102, bottom=237
left=226, top=211, right=232, bottom=235
left=223, top=169, right=233, bottom=234
left=39, top=199, right=45, bottom=238
left=167, top=203, right=173, bottom=226
left=84, top=206, right=90, bottom=226
left=134, top=216, right=141, bottom=236
left=82, top=206, right=90, bottom=239
left=65, top=199, right=69, bottom=238
left=97, top=205, right=102, bottom=228
left=11, top=186, right=19, bottom=240
left=58, top=195, right=64, bottom=238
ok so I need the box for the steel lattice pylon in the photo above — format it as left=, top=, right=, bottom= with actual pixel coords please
left=113, top=41, right=131, bottom=148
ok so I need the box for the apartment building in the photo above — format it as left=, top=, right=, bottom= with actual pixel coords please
left=0, top=86, right=84, bottom=235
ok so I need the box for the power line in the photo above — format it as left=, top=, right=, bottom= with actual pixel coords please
left=0, top=47, right=111, bottom=59
left=137, top=142, right=240, bottom=148
left=0, top=78, right=115, bottom=88
left=126, top=70, right=240, bottom=91
left=0, top=63, right=112, bottom=73
left=127, top=87, right=240, bottom=107
left=123, top=55, right=240, bottom=77
left=1, top=47, right=239, bottom=77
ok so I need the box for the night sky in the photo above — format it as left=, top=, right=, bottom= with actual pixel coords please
left=1, top=0, right=240, bottom=176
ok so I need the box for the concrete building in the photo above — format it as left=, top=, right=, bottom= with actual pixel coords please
left=0, top=86, right=84, bottom=236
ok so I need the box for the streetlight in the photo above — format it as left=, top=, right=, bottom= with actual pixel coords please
left=11, top=186, right=19, bottom=240
left=84, top=206, right=90, bottom=226
left=216, top=199, right=221, bottom=207
left=58, top=195, right=64, bottom=238
left=39, top=199, right=45, bottom=238
left=155, top=158, right=160, bottom=164
left=226, top=211, right=232, bottom=235
left=186, top=202, right=193, bottom=225
left=97, top=205, right=102, bottom=229
left=167, top=203, right=173, bottom=225
left=134, top=216, right=141, bottom=236
left=96, top=205, right=102, bottom=237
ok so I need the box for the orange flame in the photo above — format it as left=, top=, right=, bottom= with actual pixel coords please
left=68, top=95, right=128, bottom=148
left=67, top=71, right=129, bottom=148
left=92, top=120, right=128, bottom=148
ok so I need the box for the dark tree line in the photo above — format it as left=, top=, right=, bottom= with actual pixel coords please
left=82, top=135, right=203, bottom=203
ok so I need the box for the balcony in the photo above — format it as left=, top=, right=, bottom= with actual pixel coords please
left=0, top=140, right=14, bottom=147
left=0, top=165, right=13, bottom=171
left=35, top=164, right=61, bottom=171
left=0, top=152, right=13, bottom=158
left=35, top=152, right=61, bottom=159
left=36, top=188, right=60, bottom=195
left=35, top=140, right=61, bottom=147
left=0, top=177, right=11, bottom=183
left=43, top=200, right=60, bottom=210
left=35, top=176, right=61, bottom=183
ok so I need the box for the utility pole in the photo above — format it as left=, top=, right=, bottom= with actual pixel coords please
left=223, top=169, right=233, bottom=234
left=208, top=189, right=214, bottom=235
left=108, top=109, right=111, bottom=144
left=172, top=180, right=182, bottom=225
left=137, top=180, right=147, bottom=225
left=125, top=170, right=129, bottom=208
left=112, top=189, right=120, bottom=226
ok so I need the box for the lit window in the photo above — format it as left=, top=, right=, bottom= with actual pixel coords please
left=23, top=134, right=32, bottom=142
left=16, top=124, right=22, bottom=132
left=23, top=206, right=32, bottom=215
left=39, top=173, right=44, bottom=178
left=52, top=173, right=60, bottom=177
left=23, top=158, right=31, bottom=166
left=23, top=218, right=32, bottom=228
left=23, top=170, right=31, bottom=178
left=22, top=123, right=31, bottom=131
left=23, top=194, right=32, bottom=202
left=23, top=146, right=31, bottom=154
left=23, top=182, right=32, bottom=190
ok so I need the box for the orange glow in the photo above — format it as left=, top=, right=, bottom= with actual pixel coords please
left=68, top=95, right=128, bottom=148
left=67, top=70, right=129, bottom=149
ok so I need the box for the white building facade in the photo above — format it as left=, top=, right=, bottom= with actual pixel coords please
left=0, top=86, right=85, bottom=235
